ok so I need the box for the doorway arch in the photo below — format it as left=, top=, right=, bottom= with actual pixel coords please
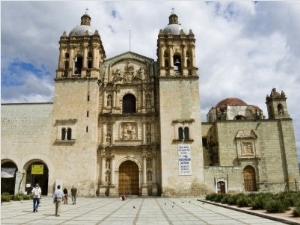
left=1, top=161, right=18, bottom=195
left=118, top=160, right=139, bottom=195
left=25, top=161, right=49, bottom=195
left=243, top=165, right=257, bottom=191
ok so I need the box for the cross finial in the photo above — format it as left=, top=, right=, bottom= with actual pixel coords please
left=171, top=7, right=175, bottom=14
left=85, top=8, right=89, bottom=14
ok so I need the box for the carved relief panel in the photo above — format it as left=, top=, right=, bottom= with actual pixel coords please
left=111, top=61, right=147, bottom=84
left=120, top=122, right=137, bottom=140
left=235, top=128, right=260, bottom=159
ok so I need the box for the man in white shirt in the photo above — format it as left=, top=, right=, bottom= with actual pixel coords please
left=31, top=183, right=42, bottom=212
left=53, top=185, right=64, bottom=216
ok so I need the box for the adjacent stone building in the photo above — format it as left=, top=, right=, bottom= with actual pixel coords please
left=2, top=13, right=299, bottom=197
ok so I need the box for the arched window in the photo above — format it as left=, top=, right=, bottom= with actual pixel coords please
left=67, top=128, right=72, bottom=140
left=184, top=127, right=189, bottom=140
left=64, top=61, right=69, bottom=77
left=178, top=127, right=184, bottom=140
left=178, top=127, right=189, bottom=140
left=123, top=94, right=136, bottom=114
left=61, top=128, right=66, bottom=140
left=277, top=104, right=284, bottom=115
left=65, top=53, right=69, bottom=58
left=173, top=55, right=181, bottom=73
left=74, top=56, right=83, bottom=75
left=88, top=52, right=93, bottom=69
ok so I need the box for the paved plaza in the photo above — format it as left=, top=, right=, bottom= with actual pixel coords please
left=1, top=196, right=298, bottom=225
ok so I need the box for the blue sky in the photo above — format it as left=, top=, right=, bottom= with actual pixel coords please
left=1, top=1, right=300, bottom=162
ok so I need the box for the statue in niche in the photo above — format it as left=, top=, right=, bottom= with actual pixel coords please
left=122, top=123, right=137, bottom=140
left=112, top=68, right=123, bottom=83
left=137, top=67, right=145, bottom=80
left=123, top=62, right=135, bottom=83
left=107, top=95, right=112, bottom=107
left=147, top=158, right=152, bottom=168
left=146, top=133, right=151, bottom=143
left=147, top=171, right=152, bottom=181
left=106, top=159, right=110, bottom=169
left=146, top=95, right=151, bottom=107
left=242, top=143, right=254, bottom=155
left=146, top=123, right=151, bottom=132
left=105, top=171, right=110, bottom=183
left=106, top=133, right=111, bottom=144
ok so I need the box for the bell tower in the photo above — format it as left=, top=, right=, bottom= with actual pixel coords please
left=266, top=88, right=290, bottom=119
left=157, top=13, right=204, bottom=196
left=56, top=13, right=106, bottom=79
left=50, top=13, right=106, bottom=195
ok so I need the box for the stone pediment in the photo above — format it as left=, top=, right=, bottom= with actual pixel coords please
left=101, top=51, right=154, bottom=85
left=235, top=128, right=257, bottom=139
left=105, top=51, right=154, bottom=64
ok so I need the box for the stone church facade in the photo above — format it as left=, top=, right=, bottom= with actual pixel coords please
left=2, top=13, right=299, bottom=197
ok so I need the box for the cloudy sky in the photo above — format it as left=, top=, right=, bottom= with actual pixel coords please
left=2, top=1, right=300, bottom=162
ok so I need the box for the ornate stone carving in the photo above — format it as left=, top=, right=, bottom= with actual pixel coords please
left=242, top=142, right=254, bottom=155
left=121, top=122, right=137, bottom=140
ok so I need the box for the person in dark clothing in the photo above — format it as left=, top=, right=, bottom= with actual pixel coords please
left=63, top=188, right=68, bottom=204
left=71, top=185, right=77, bottom=204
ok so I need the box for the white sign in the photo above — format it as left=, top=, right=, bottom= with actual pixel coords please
left=178, top=144, right=192, bottom=175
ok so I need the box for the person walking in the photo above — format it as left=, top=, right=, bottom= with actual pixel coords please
left=63, top=188, right=68, bottom=204
left=53, top=185, right=64, bottom=216
left=31, top=183, right=41, bottom=212
left=71, top=185, right=77, bottom=205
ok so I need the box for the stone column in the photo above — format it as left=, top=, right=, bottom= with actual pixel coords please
left=142, top=122, right=146, bottom=144
left=102, top=123, right=107, bottom=144
left=141, top=152, right=148, bottom=196
left=99, top=149, right=107, bottom=197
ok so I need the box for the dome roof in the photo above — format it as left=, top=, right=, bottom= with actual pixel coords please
left=69, top=25, right=97, bottom=36
left=216, top=98, right=247, bottom=110
left=162, top=24, right=186, bottom=35
left=162, top=13, right=186, bottom=35
left=69, top=13, right=96, bottom=36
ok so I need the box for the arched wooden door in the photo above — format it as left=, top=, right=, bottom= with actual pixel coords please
left=119, top=161, right=139, bottom=195
left=243, top=166, right=257, bottom=191
left=217, top=181, right=226, bottom=194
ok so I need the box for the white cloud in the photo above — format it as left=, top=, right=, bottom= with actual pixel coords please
left=1, top=1, right=300, bottom=162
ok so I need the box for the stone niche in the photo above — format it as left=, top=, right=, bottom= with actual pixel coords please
left=235, top=128, right=260, bottom=159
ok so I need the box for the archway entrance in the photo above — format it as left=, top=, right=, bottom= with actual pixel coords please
left=25, top=162, right=49, bottom=195
left=217, top=181, right=226, bottom=194
left=1, top=161, right=18, bottom=195
left=243, top=165, right=257, bottom=191
left=119, top=161, right=139, bottom=195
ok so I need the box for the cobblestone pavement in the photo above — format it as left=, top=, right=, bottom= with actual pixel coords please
left=1, top=196, right=299, bottom=225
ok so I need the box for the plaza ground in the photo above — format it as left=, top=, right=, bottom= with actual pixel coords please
left=1, top=196, right=300, bottom=225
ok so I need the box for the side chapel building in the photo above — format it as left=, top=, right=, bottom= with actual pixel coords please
left=2, top=13, right=299, bottom=197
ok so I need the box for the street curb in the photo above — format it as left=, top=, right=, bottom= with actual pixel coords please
left=197, top=199, right=300, bottom=225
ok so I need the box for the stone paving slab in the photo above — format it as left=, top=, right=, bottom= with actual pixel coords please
left=1, top=197, right=297, bottom=225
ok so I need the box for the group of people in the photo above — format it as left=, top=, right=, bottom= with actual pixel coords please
left=31, top=183, right=77, bottom=217
left=53, top=185, right=77, bottom=216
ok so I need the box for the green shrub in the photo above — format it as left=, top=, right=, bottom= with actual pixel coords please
left=249, top=195, right=267, bottom=210
left=227, top=195, right=239, bottom=205
left=12, top=192, right=30, bottom=201
left=265, top=199, right=288, bottom=213
left=205, top=193, right=217, bottom=201
left=221, top=194, right=230, bottom=204
left=214, top=194, right=225, bottom=203
left=237, top=195, right=249, bottom=207
left=293, top=205, right=300, bottom=217
left=1, top=192, right=12, bottom=202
